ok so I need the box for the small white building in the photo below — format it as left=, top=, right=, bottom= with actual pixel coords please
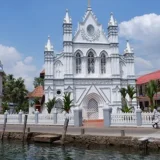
left=0, top=61, right=4, bottom=112
left=43, top=3, right=136, bottom=119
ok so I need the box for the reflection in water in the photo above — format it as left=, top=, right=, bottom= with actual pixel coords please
left=0, top=141, right=160, bottom=160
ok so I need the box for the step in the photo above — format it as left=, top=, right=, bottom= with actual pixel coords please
left=34, top=135, right=61, bottom=143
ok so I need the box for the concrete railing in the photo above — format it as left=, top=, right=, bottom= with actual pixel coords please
left=104, top=107, right=154, bottom=127
left=141, top=112, right=153, bottom=125
left=0, top=108, right=154, bottom=128
left=0, top=109, right=76, bottom=126
left=111, top=112, right=136, bottom=126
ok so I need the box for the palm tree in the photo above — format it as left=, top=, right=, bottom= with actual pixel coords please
left=146, top=80, right=157, bottom=111
left=126, top=85, right=136, bottom=107
left=120, top=103, right=134, bottom=113
left=119, top=88, right=127, bottom=99
left=33, top=77, right=44, bottom=88
left=61, top=92, right=74, bottom=145
left=45, top=97, right=56, bottom=114
left=119, top=88, right=127, bottom=107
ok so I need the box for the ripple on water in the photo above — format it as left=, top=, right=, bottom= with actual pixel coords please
left=0, top=141, right=160, bottom=160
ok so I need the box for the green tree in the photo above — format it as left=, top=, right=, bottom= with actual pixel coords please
left=119, top=88, right=127, bottom=107
left=3, top=74, right=28, bottom=113
left=45, top=97, right=56, bottom=114
left=146, top=80, right=158, bottom=111
left=126, top=85, right=136, bottom=107
left=61, top=92, right=74, bottom=145
left=120, top=103, right=134, bottom=113
left=1, top=102, right=9, bottom=113
left=33, top=77, right=44, bottom=88
left=119, top=85, right=136, bottom=113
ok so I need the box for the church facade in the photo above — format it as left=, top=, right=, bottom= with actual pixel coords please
left=43, top=4, right=136, bottom=119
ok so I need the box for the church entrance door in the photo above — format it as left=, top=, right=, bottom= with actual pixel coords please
left=87, top=99, right=98, bottom=119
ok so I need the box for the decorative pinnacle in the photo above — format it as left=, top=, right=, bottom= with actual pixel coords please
left=45, top=35, right=53, bottom=51
left=124, top=40, right=134, bottom=54
left=64, top=9, right=72, bottom=23
left=108, top=12, right=117, bottom=26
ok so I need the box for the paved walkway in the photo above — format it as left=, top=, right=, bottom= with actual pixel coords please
left=0, top=124, right=159, bottom=138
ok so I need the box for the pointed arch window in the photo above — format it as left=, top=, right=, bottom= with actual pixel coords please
left=88, top=52, right=95, bottom=74
left=76, top=52, right=81, bottom=74
left=101, top=53, right=106, bottom=74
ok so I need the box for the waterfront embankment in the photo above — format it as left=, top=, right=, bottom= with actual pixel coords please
left=1, top=130, right=160, bottom=151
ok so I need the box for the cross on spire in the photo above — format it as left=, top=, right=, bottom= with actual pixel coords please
left=88, top=0, right=91, bottom=8
left=87, top=0, right=92, bottom=11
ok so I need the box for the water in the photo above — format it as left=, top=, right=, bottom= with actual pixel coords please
left=0, top=141, right=160, bottom=160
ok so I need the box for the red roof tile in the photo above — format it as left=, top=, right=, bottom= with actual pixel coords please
left=27, top=86, right=44, bottom=98
left=136, top=70, right=160, bottom=85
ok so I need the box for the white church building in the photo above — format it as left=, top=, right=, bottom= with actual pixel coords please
left=43, top=2, right=136, bottom=119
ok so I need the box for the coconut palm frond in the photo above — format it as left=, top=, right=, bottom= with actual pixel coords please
left=62, top=92, right=74, bottom=114
left=45, top=97, right=56, bottom=114
left=119, top=88, right=127, bottom=99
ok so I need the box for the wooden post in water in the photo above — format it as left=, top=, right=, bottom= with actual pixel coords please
left=81, top=128, right=85, bottom=135
left=22, top=115, right=28, bottom=142
left=121, top=130, right=125, bottom=137
left=1, top=117, right=7, bottom=141
left=61, top=118, right=69, bottom=145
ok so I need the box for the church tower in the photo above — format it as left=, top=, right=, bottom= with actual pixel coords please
left=44, top=36, right=54, bottom=79
left=44, top=36, right=55, bottom=105
left=63, top=9, right=74, bottom=94
left=108, top=12, right=119, bottom=53
left=108, top=13, right=120, bottom=78
left=63, top=9, right=73, bottom=78
left=124, top=40, right=135, bottom=78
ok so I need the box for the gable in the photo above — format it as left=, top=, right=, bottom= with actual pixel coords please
left=73, top=11, right=108, bottom=44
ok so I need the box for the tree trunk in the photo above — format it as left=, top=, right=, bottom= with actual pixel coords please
left=150, top=97, right=153, bottom=107
left=131, top=99, right=133, bottom=107
left=61, top=118, right=69, bottom=145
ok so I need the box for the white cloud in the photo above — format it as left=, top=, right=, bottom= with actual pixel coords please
left=119, top=13, right=160, bottom=41
left=24, top=56, right=33, bottom=64
left=119, top=13, right=160, bottom=75
left=0, top=44, right=39, bottom=91
left=135, top=56, right=154, bottom=76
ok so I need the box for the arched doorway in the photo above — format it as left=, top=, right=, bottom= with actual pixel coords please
left=87, top=98, right=98, bottom=120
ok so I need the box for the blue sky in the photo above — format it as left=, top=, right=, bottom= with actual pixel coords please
left=0, top=0, right=160, bottom=90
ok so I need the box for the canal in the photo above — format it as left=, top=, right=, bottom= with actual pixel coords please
left=0, top=141, right=160, bottom=160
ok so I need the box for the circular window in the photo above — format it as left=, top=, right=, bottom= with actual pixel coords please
left=87, top=24, right=95, bottom=36
left=57, top=90, right=61, bottom=95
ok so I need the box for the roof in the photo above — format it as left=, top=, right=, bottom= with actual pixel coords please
left=27, top=86, right=44, bottom=98
left=136, top=70, right=160, bottom=85
left=40, top=69, right=45, bottom=78
left=40, top=69, right=45, bottom=74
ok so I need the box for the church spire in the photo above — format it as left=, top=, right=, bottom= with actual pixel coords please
left=124, top=40, right=133, bottom=54
left=87, top=0, right=92, bottom=11
left=108, top=12, right=117, bottom=26
left=63, top=9, right=72, bottom=24
left=45, top=36, right=53, bottom=51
